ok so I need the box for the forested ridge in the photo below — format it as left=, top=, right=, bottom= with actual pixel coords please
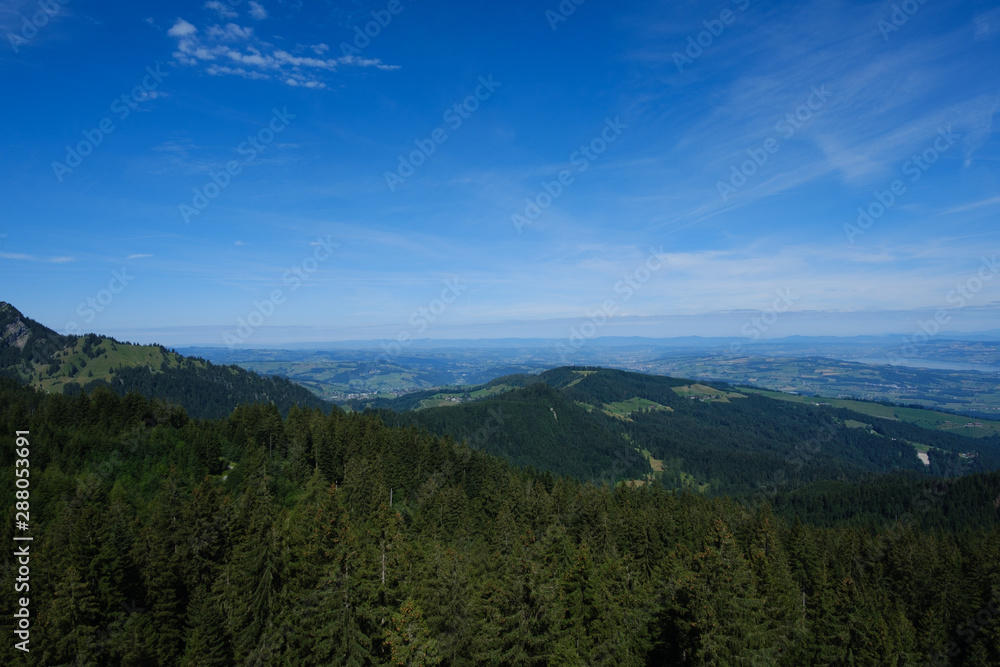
left=375, top=382, right=651, bottom=485
left=0, top=302, right=328, bottom=419
left=2, top=377, right=999, bottom=665
left=79, top=360, right=330, bottom=420
left=371, top=367, right=1000, bottom=492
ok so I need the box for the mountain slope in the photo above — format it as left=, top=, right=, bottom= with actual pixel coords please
left=366, top=366, right=1000, bottom=491
left=377, top=381, right=649, bottom=484
left=0, top=302, right=328, bottom=419
left=2, top=375, right=999, bottom=665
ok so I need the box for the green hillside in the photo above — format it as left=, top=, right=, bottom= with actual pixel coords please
left=0, top=302, right=328, bottom=419
left=740, top=387, right=1000, bottom=437
left=377, top=381, right=650, bottom=484
left=364, top=366, right=1000, bottom=494
left=3, top=371, right=999, bottom=666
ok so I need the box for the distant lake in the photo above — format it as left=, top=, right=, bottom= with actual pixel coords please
left=854, top=357, right=1000, bottom=373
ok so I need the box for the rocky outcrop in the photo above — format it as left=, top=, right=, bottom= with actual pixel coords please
left=0, top=302, right=31, bottom=350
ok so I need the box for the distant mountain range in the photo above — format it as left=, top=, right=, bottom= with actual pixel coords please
left=179, top=330, right=1000, bottom=350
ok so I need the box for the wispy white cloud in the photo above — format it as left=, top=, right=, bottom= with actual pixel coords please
left=206, top=22, right=253, bottom=42
left=167, top=18, right=197, bottom=37
left=528, top=239, right=998, bottom=316
left=204, top=1, right=238, bottom=20
left=249, top=2, right=268, bottom=21
left=204, top=64, right=270, bottom=80
left=166, top=16, right=399, bottom=87
left=0, top=252, right=73, bottom=263
left=147, top=138, right=221, bottom=175
left=939, top=195, right=1000, bottom=215
left=974, top=7, right=1000, bottom=41
left=608, top=0, right=1000, bottom=238
left=127, top=254, right=153, bottom=260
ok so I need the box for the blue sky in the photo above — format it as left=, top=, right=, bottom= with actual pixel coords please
left=1, top=0, right=999, bottom=346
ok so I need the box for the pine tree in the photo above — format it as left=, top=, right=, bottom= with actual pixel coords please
left=180, top=587, right=232, bottom=666
left=131, top=471, right=188, bottom=664
left=178, top=477, right=233, bottom=595
left=222, top=445, right=286, bottom=661
left=383, top=599, right=441, bottom=665
left=38, top=566, right=102, bottom=664
left=474, top=527, right=568, bottom=664
left=744, top=504, right=804, bottom=661
left=414, top=541, right=477, bottom=664
left=312, top=520, right=377, bottom=666
left=669, top=518, right=774, bottom=665
left=587, top=551, right=652, bottom=665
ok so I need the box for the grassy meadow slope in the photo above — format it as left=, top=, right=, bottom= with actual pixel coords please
left=0, top=302, right=327, bottom=419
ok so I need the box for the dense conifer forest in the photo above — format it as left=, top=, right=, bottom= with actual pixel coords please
left=2, top=376, right=999, bottom=665
left=374, top=367, right=1000, bottom=492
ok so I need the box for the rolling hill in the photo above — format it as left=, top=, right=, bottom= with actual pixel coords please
left=6, top=301, right=999, bottom=496
left=364, top=366, right=1000, bottom=492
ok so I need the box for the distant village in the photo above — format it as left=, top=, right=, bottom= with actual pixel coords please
left=943, top=420, right=984, bottom=429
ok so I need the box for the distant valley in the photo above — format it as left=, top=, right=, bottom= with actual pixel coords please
left=181, top=334, right=1000, bottom=419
